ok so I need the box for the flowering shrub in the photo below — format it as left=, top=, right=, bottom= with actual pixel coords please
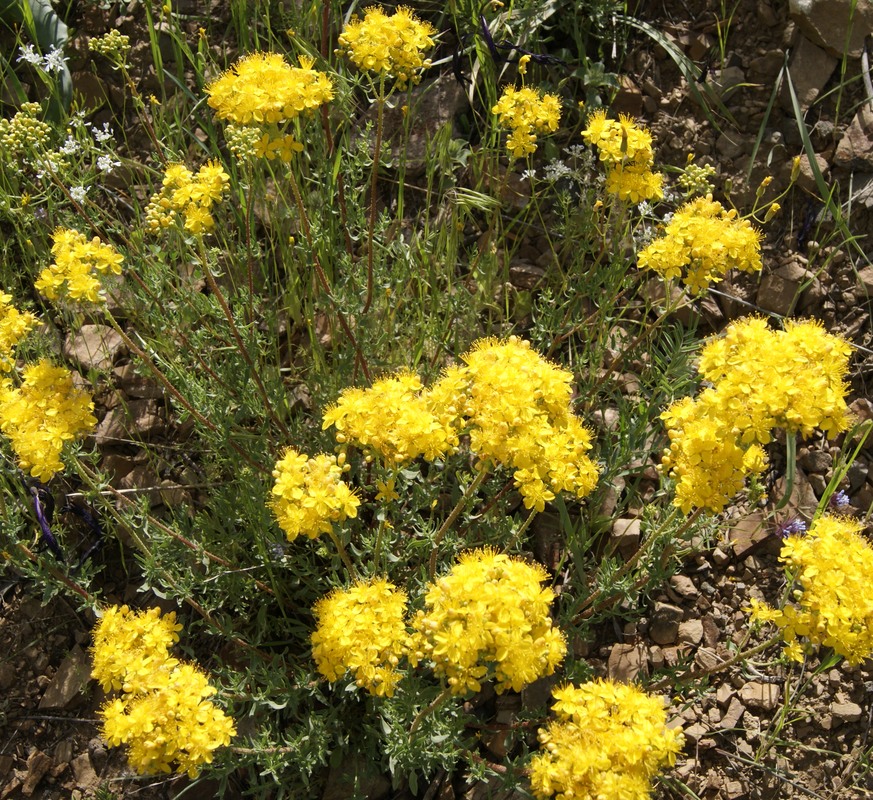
left=529, top=681, right=684, bottom=800
left=581, top=109, right=663, bottom=202
left=270, top=448, right=360, bottom=541
left=144, top=161, right=230, bottom=235
left=750, top=515, right=873, bottom=664
left=410, top=549, right=566, bottom=695
left=661, top=317, right=851, bottom=513
left=0, top=293, right=36, bottom=372
left=492, top=85, right=562, bottom=158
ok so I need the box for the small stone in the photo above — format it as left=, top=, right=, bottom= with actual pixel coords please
left=22, top=750, right=51, bottom=797
left=834, top=105, right=873, bottom=169
left=711, top=547, right=730, bottom=566
left=716, top=683, right=735, bottom=707
left=729, top=513, right=771, bottom=559
left=611, top=518, right=641, bottom=560
left=668, top=575, right=698, bottom=601
left=682, top=722, right=711, bottom=743
left=71, top=753, right=99, bottom=793
left=740, top=681, right=781, bottom=711
left=830, top=701, right=863, bottom=724
left=782, top=33, right=837, bottom=110
left=677, top=619, right=704, bottom=646
left=38, top=645, right=90, bottom=709
left=649, top=602, right=684, bottom=645
left=719, top=697, right=746, bottom=730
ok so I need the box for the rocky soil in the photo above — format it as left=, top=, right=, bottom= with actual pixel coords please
left=2, top=0, right=873, bottom=798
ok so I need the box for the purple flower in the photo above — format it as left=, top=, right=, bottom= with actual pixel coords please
left=829, top=490, right=850, bottom=510
left=776, top=518, right=808, bottom=539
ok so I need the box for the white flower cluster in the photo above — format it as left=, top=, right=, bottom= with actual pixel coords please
left=18, top=44, right=68, bottom=75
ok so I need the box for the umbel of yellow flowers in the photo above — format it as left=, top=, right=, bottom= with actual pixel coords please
left=750, top=514, right=873, bottom=665
left=529, top=680, right=684, bottom=800
left=91, top=605, right=236, bottom=778
left=661, top=316, right=851, bottom=514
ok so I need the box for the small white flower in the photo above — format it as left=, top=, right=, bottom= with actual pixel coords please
left=97, top=154, right=120, bottom=174
left=17, top=44, right=43, bottom=66
left=70, top=110, right=88, bottom=128
left=564, top=144, right=587, bottom=158
left=60, top=136, right=80, bottom=155
left=544, top=160, right=572, bottom=181
left=91, top=123, right=114, bottom=143
left=42, top=45, right=68, bottom=75
left=520, top=169, right=536, bottom=181
left=70, top=186, right=88, bottom=203
left=637, top=201, right=653, bottom=216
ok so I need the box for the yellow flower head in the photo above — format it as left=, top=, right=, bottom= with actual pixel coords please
left=580, top=109, right=663, bottom=202
left=637, top=195, right=762, bottom=293
left=270, top=448, right=360, bottom=542
left=0, top=360, right=96, bottom=482
left=492, top=85, right=561, bottom=157
left=337, top=6, right=436, bottom=88
left=529, top=680, right=684, bottom=800
left=0, top=294, right=36, bottom=372
left=311, top=578, right=409, bottom=696
left=144, top=160, right=230, bottom=235
left=322, top=370, right=460, bottom=466
left=410, top=549, right=566, bottom=695
left=206, top=52, right=334, bottom=125
left=35, top=228, right=123, bottom=304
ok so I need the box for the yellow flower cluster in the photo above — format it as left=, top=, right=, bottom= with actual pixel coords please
left=0, top=360, right=96, bottom=482
left=323, top=370, right=460, bottom=466
left=270, top=448, right=360, bottom=541
left=311, top=578, right=409, bottom=696
left=662, top=317, right=851, bottom=513
left=637, top=195, right=762, bottom=294
left=320, top=338, right=598, bottom=512
left=409, top=549, right=566, bottom=695
left=337, top=6, right=436, bottom=89
left=750, top=515, right=873, bottom=665
left=144, top=161, right=230, bottom=235
left=492, top=85, right=562, bottom=158
left=91, top=605, right=236, bottom=778
left=529, top=680, right=684, bottom=800
left=207, top=53, right=333, bottom=125
left=35, top=228, right=124, bottom=303
left=581, top=109, right=663, bottom=202
left=0, top=103, right=51, bottom=165
left=0, top=294, right=36, bottom=372
left=458, top=338, right=599, bottom=512
left=206, top=53, right=332, bottom=160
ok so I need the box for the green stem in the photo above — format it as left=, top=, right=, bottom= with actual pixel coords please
left=774, top=433, right=796, bottom=511
left=286, top=167, right=371, bottom=381
left=328, top=529, right=358, bottom=581
left=197, top=239, right=292, bottom=440
left=428, top=466, right=490, bottom=578
left=364, top=84, right=386, bottom=314
left=502, top=507, right=538, bottom=554
left=409, top=687, right=453, bottom=739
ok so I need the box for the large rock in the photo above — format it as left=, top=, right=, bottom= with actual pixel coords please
left=789, top=0, right=873, bottom=57
left=63, top=324, right=126, bottom=371
left=783, top=35, right=837, bottom=110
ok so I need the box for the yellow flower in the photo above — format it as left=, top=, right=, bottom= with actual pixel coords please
left=530, top=680, right=684, bottom=800
left=35, top=228, right=123, bottom=304
left=145, top=160, right=229, bottom=235
left=0, top=360, right=96, bottom=482
left=410, top=549, right=566, bottom=695
left=0, top=294, right=36, bottom=372
left=637, top=195, right=762, bottom=293
left=311, top=578, right=409, bottom=696
left=492, top=85, right=561, bottom=157
left=337, top=6, right=435, bottom=89
left=206, top=52, right=334, bottom=125
left=270, top=448, right=360, bottom=542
